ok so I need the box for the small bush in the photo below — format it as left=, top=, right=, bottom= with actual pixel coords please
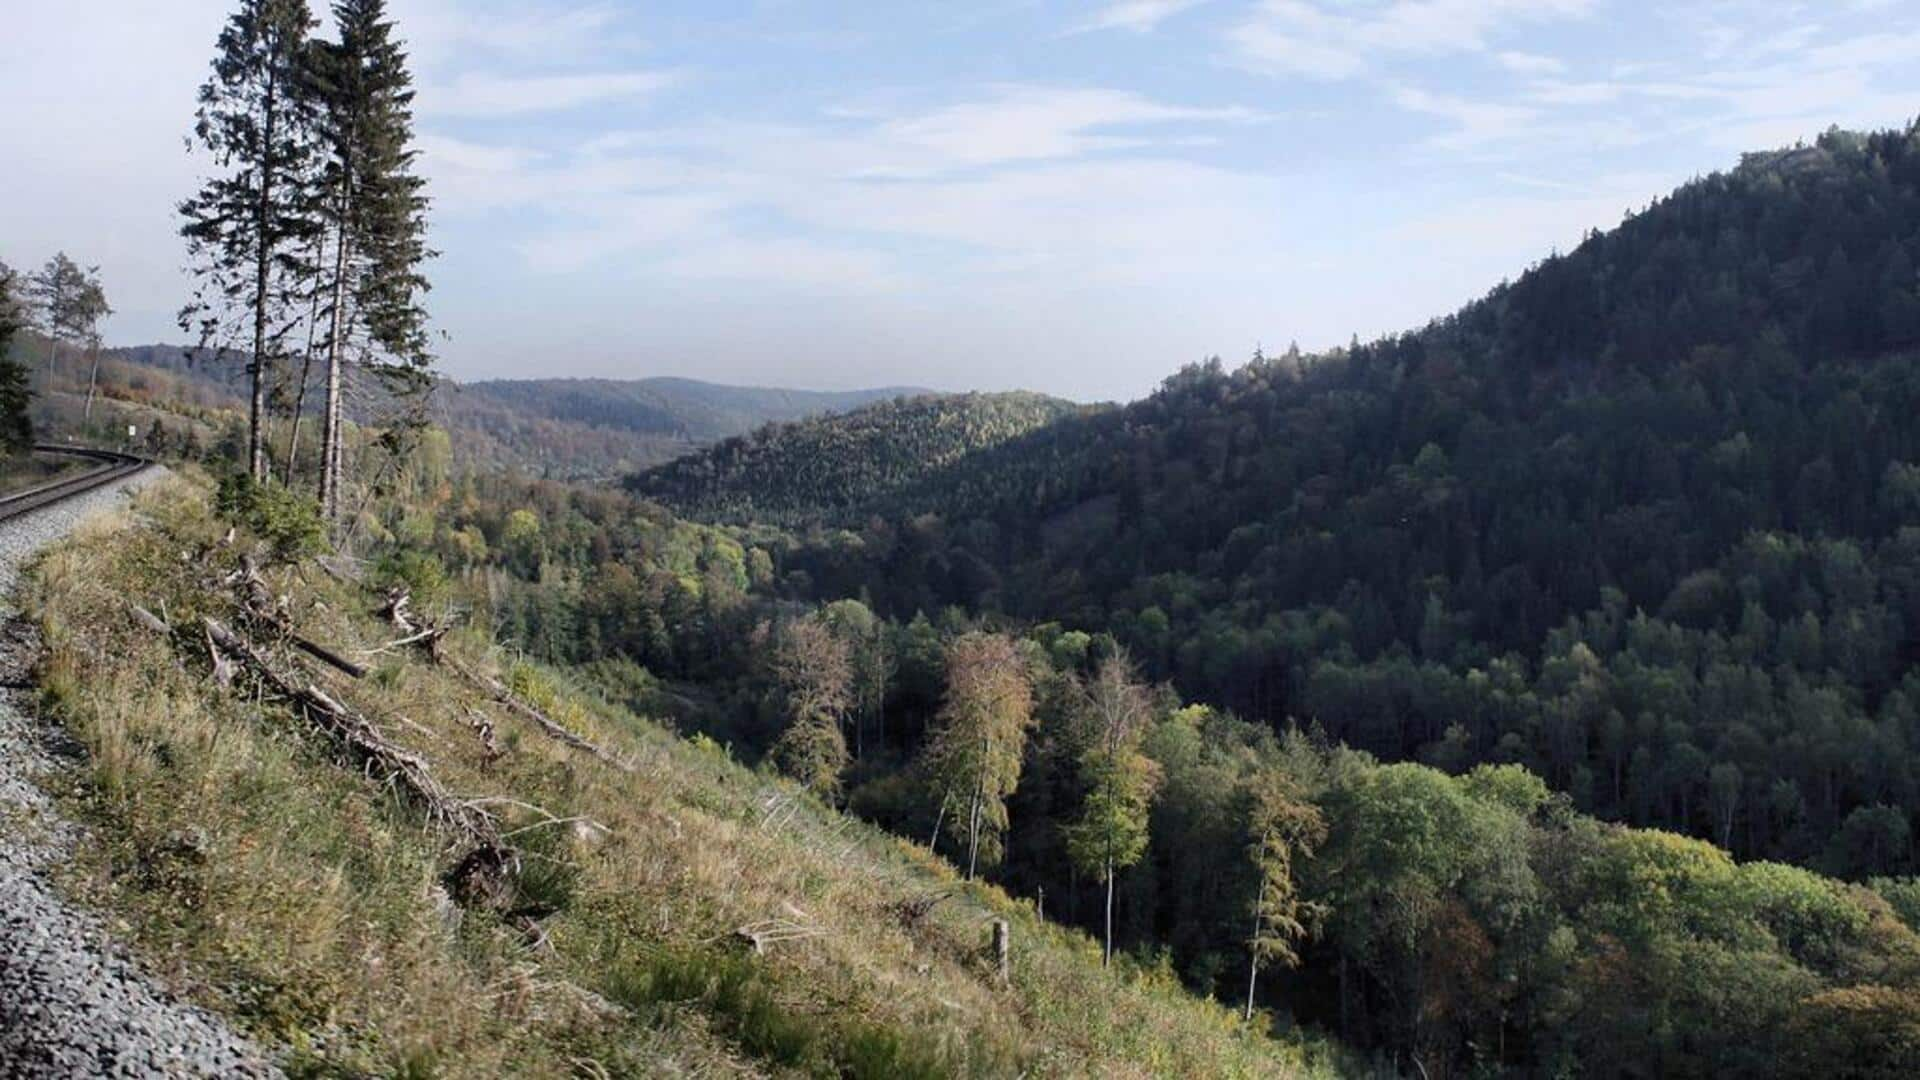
left=371, top=548, right=448, bottom=608
left=214, top=473, right=325, bottom=562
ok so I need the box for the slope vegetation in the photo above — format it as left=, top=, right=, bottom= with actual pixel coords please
left=753, top=124, right=1920, bottom=881
left=629, top=391, right=1090, bottom=524
left=26, top=475, right=1333, bottom=1078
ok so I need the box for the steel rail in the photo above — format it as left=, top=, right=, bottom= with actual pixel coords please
left=0, top=444, right=150, bottom=524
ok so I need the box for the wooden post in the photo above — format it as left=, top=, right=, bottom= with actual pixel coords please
left=990, top=919, right=1010, bottom=986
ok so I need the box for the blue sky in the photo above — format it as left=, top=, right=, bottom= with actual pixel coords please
left=4, top=1, right=1917, bottom=401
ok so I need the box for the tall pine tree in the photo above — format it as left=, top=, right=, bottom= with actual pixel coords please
left=180, top=0, right=321, bottom=483
left=305, top=0, right=433, bottom=519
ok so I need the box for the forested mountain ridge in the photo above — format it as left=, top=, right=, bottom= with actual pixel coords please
left=5, top=331, right=931, bottom=479
left=628, top=390, right=1090, bottom=524
left=447, top=376, right=934, bottom=478
left=744, top=123, right=1920, bottom=878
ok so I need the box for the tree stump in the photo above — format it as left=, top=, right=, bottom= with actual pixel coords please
left=990, top=918, right=1011, bottom=986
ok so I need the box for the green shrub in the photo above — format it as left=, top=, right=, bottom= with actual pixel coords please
left=214, top=473, right=325, bottom=562
left=371, top=548, right=448, bottom=608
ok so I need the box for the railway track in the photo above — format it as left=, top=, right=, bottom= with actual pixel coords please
left=0, top=446, right=149, bottom=524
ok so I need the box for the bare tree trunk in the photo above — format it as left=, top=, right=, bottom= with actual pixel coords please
left=83, top=344, right=100, bottom=423
left=990, top=919, right=1010, bottom=986
left=284, top=233, right=328, bottom=485
left=318, top=205, right=351, bottom=519
left=1102, top=862, right=1115, bottom=967
left=928, top=789, right=949, bottom=855
left=1245, top=900, right=1264, bottom=1022
left=249, top=69, right=279, bottom=484
left=965, top=734, right=987, bottom=880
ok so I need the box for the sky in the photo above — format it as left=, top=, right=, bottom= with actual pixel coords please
left=3, top=1, right=1917, bottom=402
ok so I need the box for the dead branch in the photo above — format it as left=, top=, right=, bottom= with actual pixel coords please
left=891, top=890, right=955, bottom=929
left=221, top=557, right=368, bottom=679
left=378, top=585, right=634, bottom=774
left=202, top=616, right=504, bottom=855
left=130, top=604, right=172, bottom=636
left=731, top=917, right=828, bottom=955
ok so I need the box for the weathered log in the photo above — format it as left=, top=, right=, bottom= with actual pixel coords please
left=202, top=616, right=501, bottom=851
left=378, top=585, right=631, bottom=772
left=222, top=557, right=367, bottom=679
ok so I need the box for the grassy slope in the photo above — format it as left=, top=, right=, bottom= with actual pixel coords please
left=25, top=475, right=1337, bottom=1078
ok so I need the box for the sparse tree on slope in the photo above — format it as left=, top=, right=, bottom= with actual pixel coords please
left=1243, top=769, right=1327, bottom=1022
left=180, top=0, right=321, bottom=482
left=924, top=632, right=1035, bottom=880
left=304, top=0, right=433, bottom=518
left=770, top=616, right=853, bottom=800
left=1065, top=651, right=1160, bottom=967
left=27, top=254, right=111, bottom=415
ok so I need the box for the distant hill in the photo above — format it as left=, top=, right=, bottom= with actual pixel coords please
left=4, top=333, right=934, bottom=479
left=627, top=390, right=1092, bottom=524
left=441, top=377, right=933, bottom=478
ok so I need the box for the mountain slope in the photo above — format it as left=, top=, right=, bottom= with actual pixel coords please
left=30, top=474, right=1337, bottom=1077
left=761, top=123, right=1920, bottom=878
left=629, top=391, right=1091, bottom=524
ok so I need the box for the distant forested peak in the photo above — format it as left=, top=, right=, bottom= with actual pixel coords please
left=627, top=389, right=1091, bottom=524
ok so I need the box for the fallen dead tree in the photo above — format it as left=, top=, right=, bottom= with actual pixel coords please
left=137, top=606, right=522, bottom=911
left=201, top=616, right=504, bottom=851
left=224, top=556, right=368, bottom=679
left=378, top=587, right=635, bottom=774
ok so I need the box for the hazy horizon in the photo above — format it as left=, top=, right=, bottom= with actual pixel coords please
left=5, top=0, right=1917, bottom=402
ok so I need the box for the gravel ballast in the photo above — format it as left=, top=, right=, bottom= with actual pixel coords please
left=0, top=467, right=281, bottom=1078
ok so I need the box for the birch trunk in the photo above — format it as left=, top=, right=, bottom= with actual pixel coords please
left=83, top=345, right=100, bottom=422
left=1103, top=861, right=1116, bottom=967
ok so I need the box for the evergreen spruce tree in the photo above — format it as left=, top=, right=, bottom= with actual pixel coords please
left=179, top=0, right=321, bottom=483
left=0, top=262, right=33, bottom=455
left=305, top=0, right=433, bottom=518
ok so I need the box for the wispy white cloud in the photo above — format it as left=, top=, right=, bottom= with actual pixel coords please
left=1497, top=51, right=1566, bottom=76
left=423, top=70, right=676, bottom=118
left=1229, top=0, right=1595, bottom=80
left=428, top=83, right=1276, bottom=290
left=1072, top=0, right=1211, bottom=35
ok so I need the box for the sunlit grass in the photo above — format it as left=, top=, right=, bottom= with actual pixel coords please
left=27, top=474, right=1337, bottom=1077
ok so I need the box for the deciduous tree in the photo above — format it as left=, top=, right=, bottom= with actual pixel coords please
left=769, top=616, right=853, bottom=800
left=1065, top=651, right=1160, bottom=966
left=1243, top=769, right=1327, bottom=1021
left=923, top=632, right=1034, bottom=879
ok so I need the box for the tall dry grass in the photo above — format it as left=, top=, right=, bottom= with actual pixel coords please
left=26, top=476, right=1341, bottom=1078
